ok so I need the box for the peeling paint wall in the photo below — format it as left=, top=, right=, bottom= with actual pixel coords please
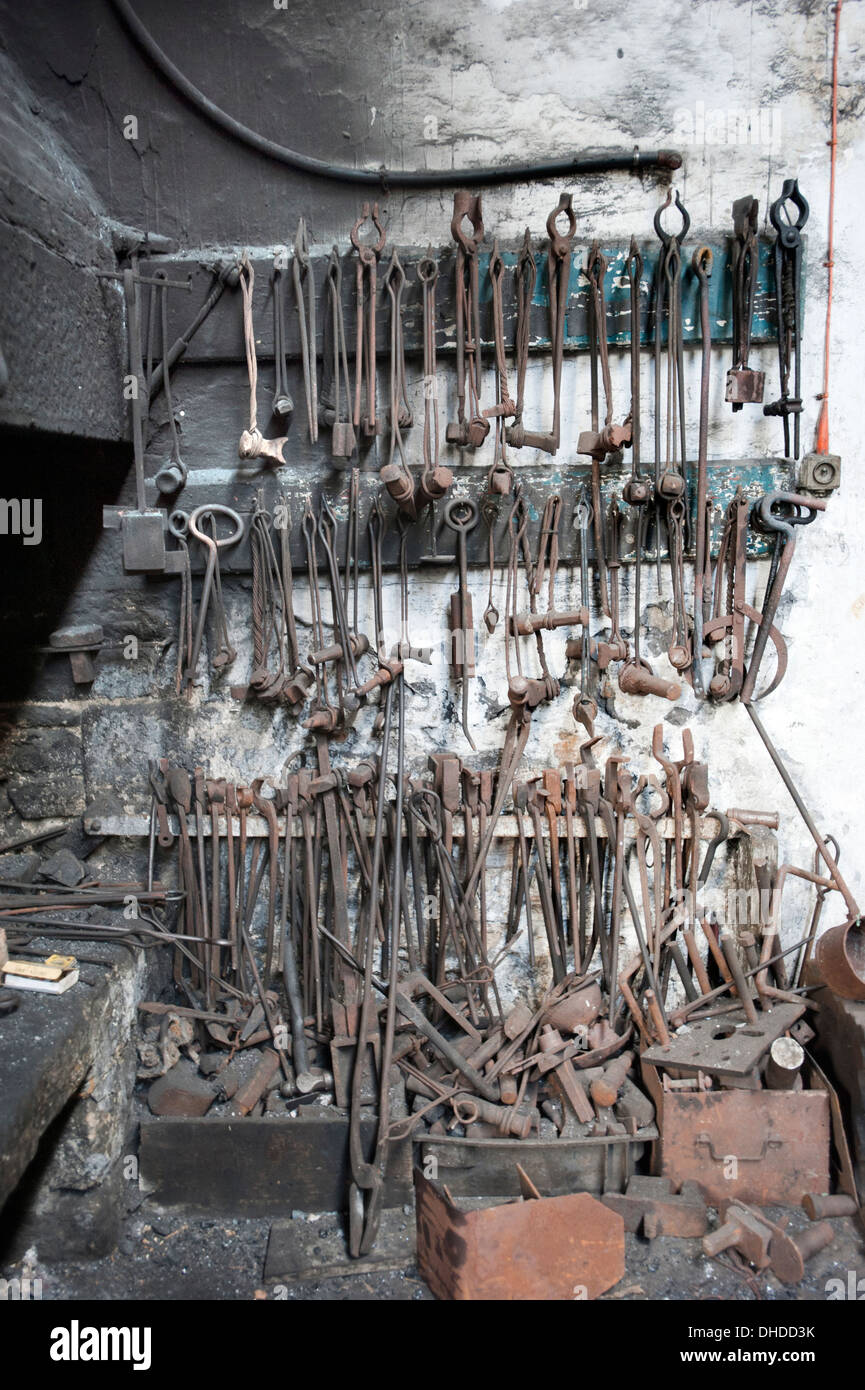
left=1, top=0, right=864, bottom=965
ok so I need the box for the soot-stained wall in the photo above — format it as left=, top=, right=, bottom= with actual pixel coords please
left=1, top=0, right=863, bottom=972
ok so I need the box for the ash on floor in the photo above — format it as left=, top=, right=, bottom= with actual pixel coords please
left=2, top=1193, right=862, bottom=1302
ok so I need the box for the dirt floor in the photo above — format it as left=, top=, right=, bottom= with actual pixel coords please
left=4, top=1188, right=862, bottom=1302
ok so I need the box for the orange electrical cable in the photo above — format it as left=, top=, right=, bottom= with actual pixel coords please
left=815, top=0, right=843, bottom=455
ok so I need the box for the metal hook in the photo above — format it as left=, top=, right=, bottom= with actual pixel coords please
left=383, top=247, right=406, bottom=292
left=769, top=178, right=809, bottom=244
left=585, top=239, right=609, bottom=287
left=546, top=191, right=577, bottom=259
left=350, top=202, right=386, bottom=261
left=653, top=188, right=691, bottom=248
left=450, top=190, right=484, bottom=253
left=417, top=245, right=438, bottom=285
left=294, top=217, right=311, bottom=266
left=489, top=237, right=505, bottom=285
left=574, top=487, right=593, bottom=529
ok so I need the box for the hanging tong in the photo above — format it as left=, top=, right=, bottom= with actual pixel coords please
left=577, top=237, right=626, bottom=616
left=380, top=250, right=417, bottom=517
left=292, top=218, right=318, bottom=441
left=238, top=254, right=290, bottom=465
left=271, top=249, right=294, bottom=424
left=704, top=488, right=789, bottom=703
left=506, top=228, right=537, bottom=452
left=617, top=239, right=678, bottom=702
left=507, top=192, right=576, bottom=457
left=650, top=190, right=690, bottom=592
left=691, top=244, right=714, bottom=697
left=484, top=238, right=515, bottom=494
left=725, top=195, right=764, bottom=409
left=446, top=191, right=489, bottom=449
left=578, top=239, right=632, bottom=462
left=444, top=496, right=480, bottom=749
left=570, top=488, right=598, bottom=732
left=416, top=249, right=453, bottom=508
left=763, top=179, right=809, bottom=459
left=319, top=246, right=356, bottom=461
left=351, top=202, right=386, bottom=439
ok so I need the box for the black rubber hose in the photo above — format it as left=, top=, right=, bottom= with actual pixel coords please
left=110, top=0, right=682, bottom=189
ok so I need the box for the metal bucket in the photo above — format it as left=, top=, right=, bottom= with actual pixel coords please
left=815, top=917, right=865, bottom=1001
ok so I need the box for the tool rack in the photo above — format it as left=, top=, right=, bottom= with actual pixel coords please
left=87, top=812, right=728, bottom=841
left=110, top=231, right=801, bottom=570
left=138, top=236, right=788, bottom=361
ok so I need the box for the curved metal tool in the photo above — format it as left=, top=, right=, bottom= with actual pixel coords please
left=726, top=196, right=763, bottom=409
left=351, top=202, right=386, bottom=437
left=571, top=489, right=598, bottom=731
left=652, top=189, right=690, bottom=584
left=508, top=193, right=575, bottom=456
left=447, top=191, right=488, bottom=448
left=444, top=496, right=480, bottom=749
left=740, top=490, right=825, bottom=705
left=691, top=244, right=714, bottom=697
left=292, top=217, right=317, bottom=440
left=186, top=505, right=244, bottom=682
left=764, top=179, right=809, bottom=458
left=745, top=702, right=864, bottom=1000
left=380, top=250, right=416, bottom=516
left=416, top=249, right=453, bottom=508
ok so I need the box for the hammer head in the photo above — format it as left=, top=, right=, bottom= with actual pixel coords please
left=542, top=769, right=563, bottom=813
left=330, top=421, right=356, bottom=459
left=206, top=778, right=226, bottom=806
left=238, top=428, right=288, bottom=465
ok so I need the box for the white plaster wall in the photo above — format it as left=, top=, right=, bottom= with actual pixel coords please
left=294, top=0, right=865, bottom=953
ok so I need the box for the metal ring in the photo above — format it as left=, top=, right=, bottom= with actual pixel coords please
left=168, top=509, right=189, bottom=539
left=453, top=1096, right=479, bottom=1125
left=443, top=497, right=479, bottom=532
left=188, top=504, right=245, bottom=549
left=546, top=192, right=576, bottom=256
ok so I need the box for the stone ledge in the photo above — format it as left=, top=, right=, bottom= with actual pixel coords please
left=0, top=934, right=168, bottom=1258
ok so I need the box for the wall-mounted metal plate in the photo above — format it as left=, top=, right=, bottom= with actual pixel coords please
left=159, top=457, right=795, bottom=578
left=140, top=235, right=788, bottom=364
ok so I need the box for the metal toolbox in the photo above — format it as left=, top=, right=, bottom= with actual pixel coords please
left=417, top=1128, right=657, bottom=1201
left=643, top=1063, right=831, bottom=1206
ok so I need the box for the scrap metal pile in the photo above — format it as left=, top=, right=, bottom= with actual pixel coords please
left=134, top=709, right=852, bottom=1262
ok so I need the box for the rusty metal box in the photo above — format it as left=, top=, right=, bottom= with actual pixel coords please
left=417, top=1128, right=656, bottom=1201
left=139, top=1114, right=412, bottom=1215
left=644, top=1065, right=830, bottom=1206
left=415, top=1170, right=625, bottom=1300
